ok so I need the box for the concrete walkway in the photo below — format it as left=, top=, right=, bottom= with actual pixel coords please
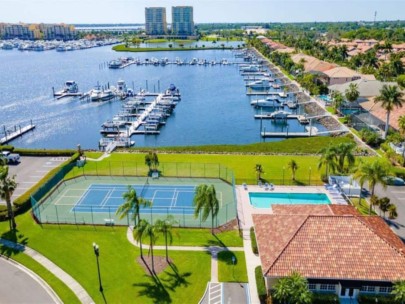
left=0, top=238, right=94, bottom=304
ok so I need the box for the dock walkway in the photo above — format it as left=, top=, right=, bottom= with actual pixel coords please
left=0, top=124, right=36, bottom=144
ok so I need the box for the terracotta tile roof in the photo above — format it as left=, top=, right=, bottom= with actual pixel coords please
left=329, top=204, right=361, bottom=216
left=253, top=214, right=405, bottom=281
left=291, top=53, right=337, bottom=73
left=323, top=67, right=360, bottom=78
left=272, top=204, right=333, bottom=215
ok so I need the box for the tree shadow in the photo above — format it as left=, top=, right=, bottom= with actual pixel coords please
left=0, top=229, right=29, bottom=257
left=133, top=274, right=171, bottom=304
left=216, top=250, right=238, bottom=265
left=160, top=263, right=192, bottom=292
left=205, top=233, right=227, bottom=248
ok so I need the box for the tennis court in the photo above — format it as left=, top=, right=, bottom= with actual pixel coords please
left=34, top=176, right=235, bottom=227
left=61, top=183, right=221, bottom=214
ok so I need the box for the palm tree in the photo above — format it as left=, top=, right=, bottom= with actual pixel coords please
left=378, top=197, right=391, bottom=218
left=272, top=271, right=312, bottom=304
left=287, top=160, right=298, bottom=181
left=398, top=115, right=405, bottom=164
left=353, top=160, right=389, bottom=215
left=335, top=142, right=356, bottom=173
left=374, top=84, right=405, bottom=139
left=145, top=221, right=158, bottom=274
left=155, top=215, right=178, bottom=262
left=116, top=186, right=152, bottom=227
left=0, top=166, right=17, bottom=231
left=318, top=146, right=338, bottom=177
left=193, top=184, right=219, bottom=234
left=133, top=219, right=149, bottom=258
left=345, top=83, right=360, bottom=108
left=392, top=280, right=405, bottom=304
left=145, top=151, right=159, bottom=173
left=331, top=91, right=344, bottom=113
left=388, top=204, right=398, bottom=220
left=255, top=164, right=264, bottom=182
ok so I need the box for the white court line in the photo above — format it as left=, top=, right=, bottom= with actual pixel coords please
left=100, top=189, right=113, bottom=208
left=170, top=189, right=177, bottom=208
left=71, top=184, right=92, bottom=210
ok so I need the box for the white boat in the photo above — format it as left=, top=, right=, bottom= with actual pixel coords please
left=108, top=60, right=122, bottom=69
left=269, top=110, right=292, bottom=119
left=90, top=87, right=102, bottom=102
left=239, top=65, right=261, bottom=72
left=2, top=42, right=13, bottom=50
left=278, top=92, right=288, bottom=98
left=100, top=89, right=115, bottom=101
left=64, top=81, right=79, bottom=93
left=246, top=79, right=272, bottom=89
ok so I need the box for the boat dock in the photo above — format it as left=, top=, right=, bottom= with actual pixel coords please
left=54, top=92, right=83, bottom=100
left=261, top=126, right=318, bottom=138
left=255, top=114, right=309, bottom=124
left=1, top=122, right=36, bottom=144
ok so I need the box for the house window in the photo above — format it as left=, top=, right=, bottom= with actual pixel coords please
left=320, top=284, right=328, bottom=290
left=379, top=287, right=392, bottom=293
left=308, top=284, right=316, bottom=290
left=367, top=286, right=375, bottom=292
left=328, top=284, right=336, bottom=291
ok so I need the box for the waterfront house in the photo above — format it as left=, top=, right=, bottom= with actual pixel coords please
left=253, top=204, right=405, bottom=302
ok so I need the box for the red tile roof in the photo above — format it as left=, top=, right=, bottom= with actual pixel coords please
left=272, top=204, right=360, bottom=216
left=253, top=214, right=405, bottom=281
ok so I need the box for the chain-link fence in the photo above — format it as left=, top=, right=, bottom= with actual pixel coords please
left=31, top=161, right=236, bottom=228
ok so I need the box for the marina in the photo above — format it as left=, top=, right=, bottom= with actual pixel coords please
left=0, top=122, right=36, bottom=144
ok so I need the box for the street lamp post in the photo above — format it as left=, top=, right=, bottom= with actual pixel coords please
left=309, top=167, right=312, bottom=186
left=231, top=255, right=236, bottom=281
left=283, top=167, right=285, bottom=185
left=93, top=242, right=103, bottom=292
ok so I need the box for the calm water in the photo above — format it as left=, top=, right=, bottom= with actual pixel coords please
left=249, top=192, right=331, bottom=208
left=0, top=46, right=325, bottom=149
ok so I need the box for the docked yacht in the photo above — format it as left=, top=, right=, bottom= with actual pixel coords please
left=100, top=89, right=115, bottom=101
left=246, top=79, right=272, bottom=89
left=108, top=60, right=122, bottom=69
left=269, top=110, right=292, bottom=119
left=63, top=81, right=79, bottom=93
left=90, top=87, right=102, bottom=102
left=250, top=96, right=280, bottom=107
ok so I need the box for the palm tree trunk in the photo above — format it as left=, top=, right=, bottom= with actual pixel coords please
left=6, top=193, right=16, bottom=230
left=384, top=111, right=391, bottom=139
left=140, top=236, right=143, bottom=258
left=369, top=186, right=375, bottom=215
left=211, top=215, right=214, bottom=235
left=165, top=232, right=169, bottom=262
left=150, top=240, right=155, bottom=274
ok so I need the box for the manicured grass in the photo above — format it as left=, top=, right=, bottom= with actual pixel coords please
left=124, top=136, right=354, bottom=155
left=113, top=45, right=234, bottom=52
left=326, top=106, right=335, bottom=114
left=79, top=152, right=325, bottom=185
left=144, top=228, right=243, bottom=247
left=255, top=266, right=267, bottom=302
left=85, top=152, right=103, bottom=159
left=250, top=227, right=258, bottom=254
left=145, top=39, right=169, bottom=43
left=0, top=213, right=211, bottom=304
left=217, top=251, right=248, bottom=283
left=350, top=197, right=377, bottom=215
left=8, top=253, right=81, bottom=304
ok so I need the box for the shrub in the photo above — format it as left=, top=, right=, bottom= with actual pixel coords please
left=0, top=205, right=9, bottom=221
left=255, top=266, right=267, bottom=303
left=250, top=227, right=258, bottom=254
left=359, top=128, right=383, bottom=147
left=358, top=294, right=395, bottom=303
left=0, top=145, right=14, bottom=152
left=312, top=293, right=338, bottom=304
left=13, top=148, right=75, bottom=156
left=11, top=153, right=80, bottom=214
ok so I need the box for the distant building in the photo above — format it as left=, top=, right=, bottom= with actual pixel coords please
left=1, top=23, right=76, bottom=40
left=171, top=6, right=194, bottom=36
left=4, top=24, right=35, bottom=40
left=145, top=7, right=167, bottom=35
left=42, top=24, right=76, bottom=40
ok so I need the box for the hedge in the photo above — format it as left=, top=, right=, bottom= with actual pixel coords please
left=358, top=294, right=396, bottom=303
left=312, top=293, right=338, bottom=303
left=255, top=266, right=268, bottom=303
left=12, top=153, right=80, bottom=213
left=13, top=148, right=76, bottom=156
left=250, top=227, right=258, bottom=254
left=0, top=145, right=14, bottom=152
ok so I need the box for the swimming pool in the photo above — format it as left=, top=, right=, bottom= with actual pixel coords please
left=249, top=192, right=331, bottom=208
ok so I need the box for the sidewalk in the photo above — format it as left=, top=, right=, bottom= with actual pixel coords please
left=0, top=238, right=94, bottom=304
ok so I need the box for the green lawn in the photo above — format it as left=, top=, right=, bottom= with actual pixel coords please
left=217, top=251, right=248, bottom=283
left=350, top=197, right=377, bottom=215
left=80, top=151, right=325, bottom=185
left=0, top=213, right=211, bottom=304
left=7, top=253, right=81, bottom=304
left=113, top=45, right=234, bottom=52
left=143, top=229, right=243, bottom=247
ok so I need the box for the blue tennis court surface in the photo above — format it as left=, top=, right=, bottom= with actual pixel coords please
left=71, top=184, right=196, bottom=214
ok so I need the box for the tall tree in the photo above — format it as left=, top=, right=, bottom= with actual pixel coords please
left=0, top=166, right=17, bottom=231
left=145, top=221, right=158, bottom=274
left=255, top=164, right=264, bottom=182
left=392, top=280, right=405, bottom=304
left=318, top=146, right=338, bottom=177
left=388, top=204, right=398, bottom=220
left=335, top=142, right=356, bottom=173
left=287, top=159, right=299, bottom=181
left=145, top=151, right=159, bottom=173
left=116, top=186, right=152, bottom=227
left=193, top=184, right=220, bottom=234
left=272, top=271, right=312, bottom=304
left=353, top=160, right=390, bottom=215
left=374, top=84, right=405, bottom=139
left=155, top=215, right=177, bottom=262
left=378, top=197, right=391, bottom=218
left=331, top=91, right=344, bottom=113
left=345, top=83, right=360, bottom=108
left=133, top=219, right=149, bottom=258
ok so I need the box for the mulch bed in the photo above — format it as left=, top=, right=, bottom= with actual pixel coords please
left=137, top=255, right=172, bottom=275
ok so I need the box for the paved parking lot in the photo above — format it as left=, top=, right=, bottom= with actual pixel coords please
left=374, top=184, right=405, bottom=242
left=0, top=156, right=70, bottom=205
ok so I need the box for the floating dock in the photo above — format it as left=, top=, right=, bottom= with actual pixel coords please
left=1, top=123, right=36, bottom=144
left=261, top=126, right=318, bottom=138
left=54, top=92, right=83, bottom=100
left=254, top=114, right=309, bottom=124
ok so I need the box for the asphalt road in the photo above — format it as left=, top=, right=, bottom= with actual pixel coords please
left=0, top=257, right=59, bottom=304
left=1, top=156, right=70, bottom=205
left=374, top=184, right=405, bottom=242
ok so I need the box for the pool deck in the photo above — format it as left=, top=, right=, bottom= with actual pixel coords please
left=236, top=185, right=347, bottom=230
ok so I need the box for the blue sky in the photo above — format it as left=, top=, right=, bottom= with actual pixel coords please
left=1, top=0, right=404, bottom=24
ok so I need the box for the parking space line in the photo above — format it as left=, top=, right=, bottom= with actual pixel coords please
left=391, top=191, right=405, bottom=194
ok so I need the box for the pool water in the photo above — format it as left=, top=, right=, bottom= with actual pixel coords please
left=249, top=192, right=331, bottom=208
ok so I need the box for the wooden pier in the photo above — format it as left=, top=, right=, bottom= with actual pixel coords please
left=1, top=123, right=36, bottom=144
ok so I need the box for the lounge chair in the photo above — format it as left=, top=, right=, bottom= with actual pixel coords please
left=264, top=183, right=269, bottom=190
left=258, top=181, right=263, bottom=187
left=243, top=183, right=248, bottom=190
left=269, top=183, right=274, bottom=191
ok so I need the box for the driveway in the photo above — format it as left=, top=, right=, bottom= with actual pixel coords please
left=373, top=184, right=405, bottom=242
left=0, top=257, right=60, bottom=303
left=1, top=156, right=70, bottom=205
